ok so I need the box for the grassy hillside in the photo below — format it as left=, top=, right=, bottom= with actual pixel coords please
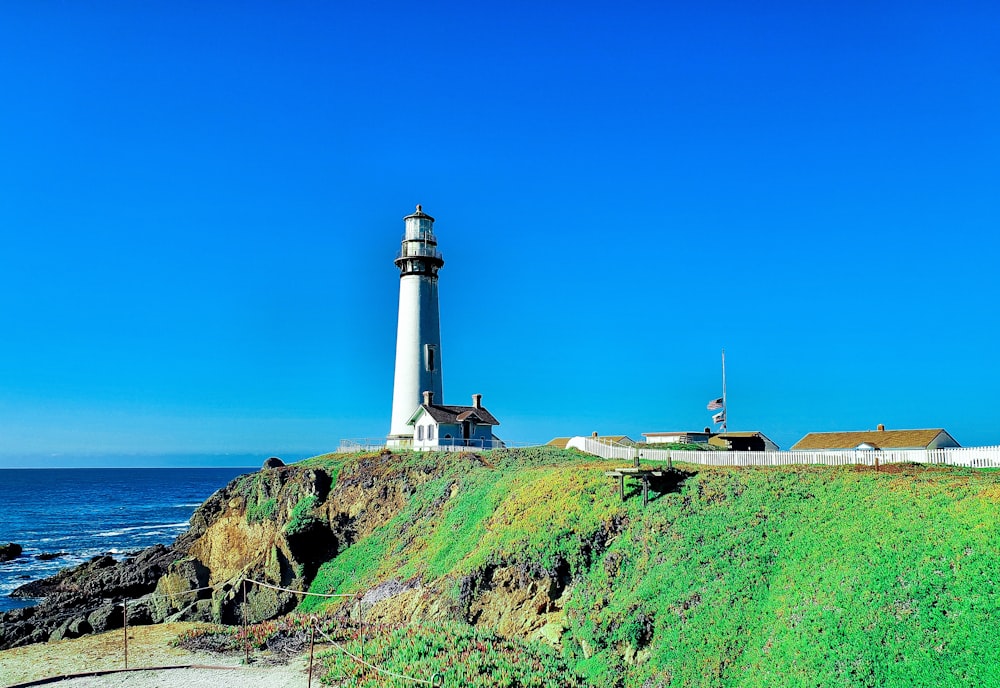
left=295, top=447, right=1000, bottom=687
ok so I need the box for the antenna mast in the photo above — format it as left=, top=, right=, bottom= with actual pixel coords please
left=721, top=349, right=727, bottom=433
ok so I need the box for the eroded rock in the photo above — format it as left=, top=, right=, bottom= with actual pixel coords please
left=0, top=543, right=23, bottom=562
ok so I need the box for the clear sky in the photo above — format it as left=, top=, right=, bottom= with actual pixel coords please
left=1, top=1, right=998, bottom=466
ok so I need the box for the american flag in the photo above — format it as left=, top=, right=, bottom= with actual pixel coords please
left=707, top=397, right=723, bottom=410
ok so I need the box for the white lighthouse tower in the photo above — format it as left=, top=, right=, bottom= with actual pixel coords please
left=388, top=205, right=445, bottom=446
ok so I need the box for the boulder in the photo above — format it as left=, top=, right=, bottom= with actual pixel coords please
left=49, top=615, right=92, bottom=642
left=68, top=616, right=93, bottom=637
left=151, top=557, right=210, bottom=621
left=0, top=543, right=23, bottom=562
left=263, top=457, right=285, bottom=469
left=87, top=603, right=124, bottom=633
left=125, top=598, right=155, bottom=626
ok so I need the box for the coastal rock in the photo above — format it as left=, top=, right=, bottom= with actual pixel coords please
left=87, top=603, right=124, bottom=633
left=1, top=546, right=176, bottom=649
left=263, top=457, right=285, bottom=469
left=36, top=552, right=69, bottom=561
left=0, top=543, right=23, bottom=562
left=2, top=456, right=571, bottom=654
left=48, top=615, right=92, bottom=642
left=151, top=557, right=210, bottom=621
left=0, top=464, right=342, bottom=649
left=10, top=555, right=116, bottom=598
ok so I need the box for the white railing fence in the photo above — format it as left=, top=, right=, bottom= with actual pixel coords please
left=337, top=438, right=393, bottom=453
left=577, top=437, right=1000, bottom=469
left=337, top=438, right=537, bottom=453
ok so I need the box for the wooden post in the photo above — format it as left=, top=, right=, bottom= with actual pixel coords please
left=359, top=595, right=365, bottom=662
left=642, top=476, right=649, bottom=507
left=619, top=474, right=625, bottom=501
left=122, top=598, right=128, bottom=669
left=243, top=579, right=250, bottom=665
left=307, top=617, right=316, bottom=688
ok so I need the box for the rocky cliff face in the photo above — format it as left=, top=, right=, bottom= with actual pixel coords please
left=0, top=453, right=581, bottom=652
left=0, top=464, right=339, bottom=649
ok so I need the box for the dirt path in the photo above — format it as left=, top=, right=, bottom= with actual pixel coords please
left=0, top=624, right=315, bottom=688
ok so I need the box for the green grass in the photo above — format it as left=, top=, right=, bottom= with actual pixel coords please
left=321, top=620, right=581, bottom=687
left=291, top=449, right=1000, bottom=686
left=284, top=495, right=321, bottom=536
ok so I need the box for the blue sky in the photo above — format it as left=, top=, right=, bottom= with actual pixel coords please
left=1, top=1, right=998, bottom=466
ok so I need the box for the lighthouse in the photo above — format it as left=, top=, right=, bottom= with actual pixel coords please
left=388, top=205, right=445, bottom=446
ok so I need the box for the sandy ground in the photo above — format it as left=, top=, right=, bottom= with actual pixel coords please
left=0, top=624, right=318, bottom=688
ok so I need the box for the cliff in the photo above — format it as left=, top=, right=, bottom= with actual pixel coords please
left=4, top=448, right=1000, bottom=687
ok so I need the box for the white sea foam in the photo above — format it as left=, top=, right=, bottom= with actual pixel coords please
left=94, top=522, right=189, bottom=537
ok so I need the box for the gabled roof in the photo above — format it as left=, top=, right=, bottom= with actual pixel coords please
left=708, top=431, right=779, bottom=450
left=642, top=431, right=714, bottom=438
left=407, top=403, right=500, bottom=427
left=791, top=429, right=956, bottom=451
left=593, top=435, right=635, bottom=445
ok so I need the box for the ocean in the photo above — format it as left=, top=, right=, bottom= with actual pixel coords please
left=0, top=467, right=253, bottom=613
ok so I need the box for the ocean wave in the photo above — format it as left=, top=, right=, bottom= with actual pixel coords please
left=94, top=522, right=190, bottom=537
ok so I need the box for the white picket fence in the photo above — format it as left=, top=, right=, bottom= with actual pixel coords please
left=576, top=437, right=1000, bottom=469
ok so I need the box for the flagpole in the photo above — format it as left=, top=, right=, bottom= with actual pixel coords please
left=721, top=349, right=727, bottom=433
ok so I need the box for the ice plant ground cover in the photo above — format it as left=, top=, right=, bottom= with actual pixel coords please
left=272, top=448, right=1000, bottom=686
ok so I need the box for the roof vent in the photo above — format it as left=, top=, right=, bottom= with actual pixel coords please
left=877, top=423, right=885, bottom=432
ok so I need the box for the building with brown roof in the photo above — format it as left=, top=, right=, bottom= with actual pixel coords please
left=791, top=425, right=960, bottom=451
left=407, top=392, right=502, bottom=450
left=641, top=431, right=715, bottom=446
left=709, top=431, right=780, bottom=451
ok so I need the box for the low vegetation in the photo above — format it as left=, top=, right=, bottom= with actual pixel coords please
left=207, top=449, right=1000, bottom=686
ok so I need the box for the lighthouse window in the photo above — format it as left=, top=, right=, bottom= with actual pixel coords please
left=424, top=344, right=437, bottom=372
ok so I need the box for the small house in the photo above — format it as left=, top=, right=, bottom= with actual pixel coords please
left=709, top=431, right=780, bottom=452
left=791, top=425, right=960, bottom=451
left=408, top=392, right=502, bottom=450
left=641, top=431, right=714, bottom=446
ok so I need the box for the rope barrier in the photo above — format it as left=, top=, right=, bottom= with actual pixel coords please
left=138, top=583, right=220, bottom=600
left=243, top=578, right=356, bottom=599
left=313, top=619, right=438, bottom=686
left=22, top=577, right=427, bottom=685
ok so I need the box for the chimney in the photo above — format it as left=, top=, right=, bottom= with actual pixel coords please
left=877, top=423, right=885, bottom=432
left=592, top=431, right=599, bottom=438
left=423, top=391, right=433, bottom=406
left=472, top=393, right=482, bottom=409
